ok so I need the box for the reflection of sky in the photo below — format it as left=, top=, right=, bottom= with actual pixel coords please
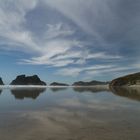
left=0, top=88, right=140, bottom=113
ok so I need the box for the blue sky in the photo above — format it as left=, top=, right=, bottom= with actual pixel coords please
left=0, top=0, right=140, bottom=84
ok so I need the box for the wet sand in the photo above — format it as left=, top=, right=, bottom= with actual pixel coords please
left=0, top=87, right=140, bottom=140
left=0, top=108, right=140, bottom=140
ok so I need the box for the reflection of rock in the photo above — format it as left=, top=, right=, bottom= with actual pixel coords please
left=73, top=86, right=110, bottom=93
left=110, top=72, right=140, bottom=87
left=111, top=87, right=140, bottom=102
left=72, top=81, right=109, bottom=86
left=50, top=82, right=69, bottom=86
left=11, top=88, right=46, bottom=100
left=10, top=75, right=46, bottom=85
left=0, top=90, right=2, bottom=94
left=50, top=87, right=68, bottom=92
left=0, top=77, right=4, bottom=85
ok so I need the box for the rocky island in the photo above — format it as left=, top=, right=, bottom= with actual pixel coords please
left=50, top=82, right=69, bottom=86
left=10, top=75, right=46, bottom=85
left=110, top=72, right=140, bottom=87
left=72, top=80, right=109, bottom=86
left=0, top=77, right=4, bottom=85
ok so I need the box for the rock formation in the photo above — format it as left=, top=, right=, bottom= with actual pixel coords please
left=72, top=80, right=109, bottom=86
left=50, top=82, right=69, bottom=86
left=10, top=75, right=46, bottom=85
left=0, top=77, right=4, bottom=85
left=110, top=72, right=140, bottom=87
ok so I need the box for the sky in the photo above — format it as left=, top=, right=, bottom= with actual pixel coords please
left=0, top=0, right=140, bottom=84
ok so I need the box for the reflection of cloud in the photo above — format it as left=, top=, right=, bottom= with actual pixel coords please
left=11, top=88, right=46, bottom=100
left=47, top=92, right=136, bottom=113
left=1, top=87, right=140, bottom=140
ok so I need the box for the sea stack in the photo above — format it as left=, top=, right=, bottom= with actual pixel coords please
left=0, top=77, right=4, bottom=85
left=10, top=75, right=46, bottom=85
left=50, top=82, right=69, bottom=86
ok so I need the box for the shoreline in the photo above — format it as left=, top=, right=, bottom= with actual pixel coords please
left=0, top=85, right=109, bottom=89
left=1, top=84, right=140, bottom=89
left=110, top=85, right=140, bottom=88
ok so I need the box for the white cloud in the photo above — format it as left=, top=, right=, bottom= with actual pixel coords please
left=56, top=64, right=115, bottom=77
left=22, top=58, right=74, bottom=67
left=43, top=0, right=140, bottom=65
left=132, top=62, right=140, bottom=69
left=56, top=68, right=82, bottom=76
left=21, top=48, right=122, bottom=67
left=0, top=0, right=122, bottom=68
left=85, top=66, right=140, bottom=77
left=87, top=52, right=122, bottom=60
left=20, top=39, right=85, bottom=66
left=45, top=23, right=75, bottom=40
left=0, top=0, right=136, bottom=80
left=43, top=0, right=116, bottom=42
left=56, top=63, right=140, bottom=78
left=0, top=0, right=40, bottom=53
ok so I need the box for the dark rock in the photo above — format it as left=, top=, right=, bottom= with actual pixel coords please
left=110, top=72, right=140, bottom=87
left=50, top=82, right=69, bottom=86
left=0, top=77, right=4, bottom=85
left=72, top=80, right=109, bottom=86
left=10, top=75, right=46, bottom=85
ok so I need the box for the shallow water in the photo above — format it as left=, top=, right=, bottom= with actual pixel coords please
left=0, top=87, right=140, bottom=140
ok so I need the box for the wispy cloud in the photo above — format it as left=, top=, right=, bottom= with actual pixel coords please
left=56, top=64, right=140, bottom=78
left=0, top=0, right=139, bottom=81
left=56, top=64, right=115, bottom=76
left=45, top=23, right=75, bottom=40
left=21, top=49, right=122, bottom=67
left=0, top=0, right=40, bottom=53
left=44, top=0, right=140, bottom=44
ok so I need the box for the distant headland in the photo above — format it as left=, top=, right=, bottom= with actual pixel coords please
left=72, top=81, right=109, bottom=86
left=110, top=72, right=140, bottom=87
left=50, top=82, right=69, bottom=86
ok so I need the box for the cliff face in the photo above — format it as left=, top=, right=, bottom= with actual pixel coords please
left=0, top=77, right=4, bottom=85
left=50, top=82, right=69, bottom=86
left=10, top=75, right=46, bottom=85
left=72, top=80, right=109, bottom=86
left=110, top=72, right=140, bottom=87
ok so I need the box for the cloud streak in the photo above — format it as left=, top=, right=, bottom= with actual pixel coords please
left=0, top=0, right=139, bottom=81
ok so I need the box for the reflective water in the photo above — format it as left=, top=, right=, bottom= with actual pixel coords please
left=0, top=87, right=140, bottom=140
